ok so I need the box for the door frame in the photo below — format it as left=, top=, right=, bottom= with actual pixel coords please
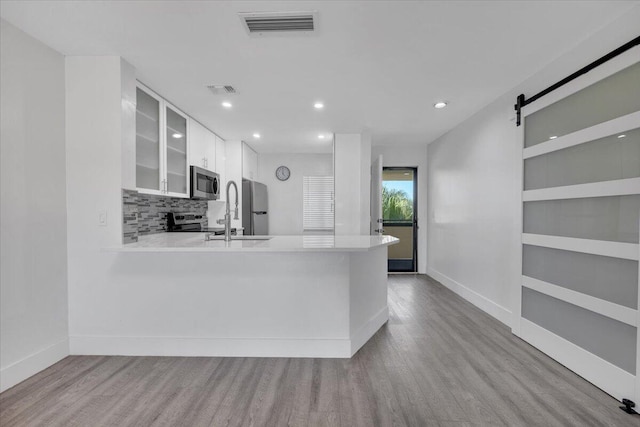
left=383, top=166, right=418, bottom=272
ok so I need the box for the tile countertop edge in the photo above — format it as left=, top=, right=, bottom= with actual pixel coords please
left=103, top=235, right=399, bottom=253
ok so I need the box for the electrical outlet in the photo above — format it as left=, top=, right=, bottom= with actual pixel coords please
left=98, top=210, right=107, bottom=226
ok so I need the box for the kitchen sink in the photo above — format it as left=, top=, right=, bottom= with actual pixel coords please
left=205, top=235, right=272, bottom=241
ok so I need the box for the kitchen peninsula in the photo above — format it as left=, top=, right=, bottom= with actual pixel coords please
left=90, top=234, right=398, bottom=358
left=51, top=56, right=399, bottom=362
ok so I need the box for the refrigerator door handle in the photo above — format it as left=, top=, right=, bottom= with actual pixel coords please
left=253, top=211, right=267, bottom=215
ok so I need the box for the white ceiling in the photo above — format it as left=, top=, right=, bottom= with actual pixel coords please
left=1, top=1, right=636, bottom=153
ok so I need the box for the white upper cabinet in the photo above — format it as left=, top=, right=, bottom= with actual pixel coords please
left=135, top=83, right=189, bottom=198
left=135, top=86, right=162, bottom=193
left=242, top=142, right=258, bottom=181
left=188, top=119, right=205, bottom=168
left=189, top=119, right=216, bottom=171
left=164, top=102, right=189, bottom=196
left=215, top=135, right=226, bottom=201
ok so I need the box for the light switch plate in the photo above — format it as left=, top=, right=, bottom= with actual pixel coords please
left=98, top=210, right=107, bottom=226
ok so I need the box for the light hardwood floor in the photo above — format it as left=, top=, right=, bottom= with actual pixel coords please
left=1, top=275, right=636, bottom=426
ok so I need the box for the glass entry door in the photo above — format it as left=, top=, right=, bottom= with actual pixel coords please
left=383, top=167, right=417, bottom=272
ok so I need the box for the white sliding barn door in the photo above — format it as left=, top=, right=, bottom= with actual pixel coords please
left=516, top=54, right=640, bottom=402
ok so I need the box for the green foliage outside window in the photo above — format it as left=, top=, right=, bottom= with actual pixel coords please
left=383, top=187, right=413, bottom=220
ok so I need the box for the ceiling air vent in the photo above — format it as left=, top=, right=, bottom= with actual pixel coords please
left=238, top=11, right=317, bottom=36
left=207, top=85, right=237, bottom=95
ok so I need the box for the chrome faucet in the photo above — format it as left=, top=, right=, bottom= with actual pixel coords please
left=217, top=180, right=239, bottom=242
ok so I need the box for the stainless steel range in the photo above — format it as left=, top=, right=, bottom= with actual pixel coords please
left=166, top=212, right=236, bottom=235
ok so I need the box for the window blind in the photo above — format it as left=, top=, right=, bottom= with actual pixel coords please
left=303, top=176, right=334, bottom=231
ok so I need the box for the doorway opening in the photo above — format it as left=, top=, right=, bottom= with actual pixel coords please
left=383, top=167, right=417, bottom=272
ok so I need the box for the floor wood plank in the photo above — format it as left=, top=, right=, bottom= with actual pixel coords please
left=1, top=274, right=636, bottom=426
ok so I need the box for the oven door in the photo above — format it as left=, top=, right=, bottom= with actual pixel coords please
left=190, top=166, right=219, bottom=200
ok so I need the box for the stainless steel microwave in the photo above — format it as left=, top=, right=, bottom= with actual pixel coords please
left=190, top=166, right=220, bottom=200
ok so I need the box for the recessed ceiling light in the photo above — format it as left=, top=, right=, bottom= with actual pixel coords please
left=549, top=135, right=558, bottom=140
left=172, top=133, right=183, bottom=139
left=618, top=134, right=626, bottom=138
left=314, top=102, right=324, bottom=109
left=318, top=134, right=325, bottom=139
left=253, top=133, right=261, bottom=139
left=434, top=101, right=447, bottom=109
left=222, top=101, right=232, bottom=108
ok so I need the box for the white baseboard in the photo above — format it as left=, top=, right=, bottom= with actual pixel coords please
left=1, top=339, right=69, bottom=393
left=427, top=268, right=512, bottom=326
left=70, top=335, right=354, bottom=358
left=69, top=307, right=390, bottom=360
left=350, top=306, right=389, bottom=356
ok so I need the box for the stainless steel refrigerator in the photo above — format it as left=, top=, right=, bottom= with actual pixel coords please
left=242, top=179, right=269, bottom=235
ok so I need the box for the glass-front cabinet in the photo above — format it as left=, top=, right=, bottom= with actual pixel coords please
left=135, top=83, right=189, bottom=197
left=164, top=104, right=188, bottom=195
left=135, top=87, right=161, bottom=192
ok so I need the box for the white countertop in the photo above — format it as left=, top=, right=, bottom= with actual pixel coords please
left=110, top=233, right=399, bottom=253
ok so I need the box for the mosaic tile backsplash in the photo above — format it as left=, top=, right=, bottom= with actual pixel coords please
left=122, top=189, right=208, bottom=243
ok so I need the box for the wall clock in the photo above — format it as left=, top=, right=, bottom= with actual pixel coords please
left=275, top=165, right=291, bottom=181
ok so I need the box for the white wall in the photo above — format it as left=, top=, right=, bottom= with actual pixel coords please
left=427, top=98, right=521, bottom=325
left=0, top=20, right=69, bottom=392
left=359, top=133, right=372, bottom=235
left=426, top=7, right=640, bottom=328
left=257, top=153, right=333, bottom=235
left=65, top=56, right=136, bottom=350
left=372, top=144, right=428, bottom=274
left=334, top=133, right=371, bottom=235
